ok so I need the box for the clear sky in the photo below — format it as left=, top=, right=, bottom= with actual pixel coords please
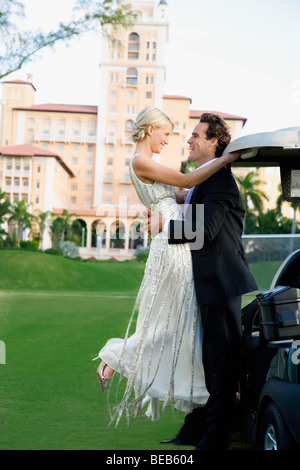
left=2, top=0, right=300, bottom=136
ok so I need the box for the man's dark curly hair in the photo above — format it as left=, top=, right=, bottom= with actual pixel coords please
left=199, top=113, right=231, bottom=157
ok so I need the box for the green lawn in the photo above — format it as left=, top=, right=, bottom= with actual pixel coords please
left=0, top=250, right=280, bottom=450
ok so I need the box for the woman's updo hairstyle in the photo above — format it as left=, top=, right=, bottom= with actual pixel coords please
left=131, top=107, right=175, bottom=143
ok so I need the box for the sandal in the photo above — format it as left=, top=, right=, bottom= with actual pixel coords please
left=97, top=361, right=108, bottom=391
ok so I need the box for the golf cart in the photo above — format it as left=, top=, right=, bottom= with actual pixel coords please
left=225, top=127, right=300, bottom=450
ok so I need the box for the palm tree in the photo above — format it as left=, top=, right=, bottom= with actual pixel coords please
left=8, top=199, right=35, bottom=247
left=0, top=190, right=10, bottom=239
left=51, top=209, right=77, bottom=245
left=36, top=210, right=53, bottom=248
left=235, top=171, right=269, bottom=213
left=235, top=171, right=269, bottom=233
left=276, top=183, right=300, bottom=234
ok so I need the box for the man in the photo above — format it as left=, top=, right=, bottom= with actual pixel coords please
left=147, top=113, right=257, bottom=450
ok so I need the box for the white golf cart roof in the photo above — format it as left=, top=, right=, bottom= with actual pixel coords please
left=224, top=126, right=300, bottom=202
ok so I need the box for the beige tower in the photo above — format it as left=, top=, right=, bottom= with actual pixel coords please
left=0, top=75, right=35, bottom=146
left=93, top=0, right=169, bottom=208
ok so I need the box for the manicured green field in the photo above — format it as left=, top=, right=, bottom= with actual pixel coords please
left=0, top=250, right=280, bottom=450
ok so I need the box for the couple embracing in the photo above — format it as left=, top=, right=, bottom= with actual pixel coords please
left=94, top=107, right=257, bottom=450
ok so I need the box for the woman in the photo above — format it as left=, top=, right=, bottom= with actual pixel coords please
left=94, top=107, right=239, bottom=425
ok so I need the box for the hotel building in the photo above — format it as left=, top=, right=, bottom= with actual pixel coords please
left=0, top=0, right=248, bottom=258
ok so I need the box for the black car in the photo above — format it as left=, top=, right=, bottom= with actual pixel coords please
left=225, top=127, right=300, bottom=450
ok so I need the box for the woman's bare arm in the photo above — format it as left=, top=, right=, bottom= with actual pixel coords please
left=132, top=152, right=240, bottom=189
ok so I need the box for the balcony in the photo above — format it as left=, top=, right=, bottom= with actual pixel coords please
left=35, top=127, right=97, bottom=144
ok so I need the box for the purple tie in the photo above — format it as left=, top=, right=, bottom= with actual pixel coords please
left=183, top=187, right=195, bottom=216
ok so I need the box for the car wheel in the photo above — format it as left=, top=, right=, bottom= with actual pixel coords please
left=259, top=403, right=291, bottom=450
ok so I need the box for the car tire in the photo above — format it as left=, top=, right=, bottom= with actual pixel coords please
left=259, top=402, right=292, bottom=450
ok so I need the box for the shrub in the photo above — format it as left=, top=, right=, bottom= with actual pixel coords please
left=135, top=247, right=149, bottom=262
left=44, top=248, right=63, bottom=256
left=57, top=240, right=79, bottom=258
left=20, top=240, right=39, bottom=251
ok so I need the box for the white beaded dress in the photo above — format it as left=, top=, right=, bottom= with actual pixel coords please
left=96, top=159, right=209, bottom=424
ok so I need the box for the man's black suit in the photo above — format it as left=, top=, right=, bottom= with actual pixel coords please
left=168, top=165, right=258, bottom=449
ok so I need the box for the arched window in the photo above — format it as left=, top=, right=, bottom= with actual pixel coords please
left=128, top=33, right=140, bottom=60
left=126, top=68, right=138, bottom=87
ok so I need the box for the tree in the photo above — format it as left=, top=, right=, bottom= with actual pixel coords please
left=0, top=0, right=138, bottom=79
left=35, top=209, right=53, bottom=247
left=0, top=189, right=10, bottom=239
left=276, top=183, right=300, bottom=234
left=8, top=199, right=35, bottom=246
left=234, top=170, right=269, bottom=233
left=51, top=209, right=77, bottom=245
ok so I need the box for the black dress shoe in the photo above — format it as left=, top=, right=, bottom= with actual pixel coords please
left=159, top=436, right=183, bottom=445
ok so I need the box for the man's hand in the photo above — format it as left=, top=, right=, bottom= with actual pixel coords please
left=144, top=208, right=165, bottom=238
left=223, top=150, right=242, bottom=164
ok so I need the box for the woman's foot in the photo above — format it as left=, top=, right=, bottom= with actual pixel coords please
left=96, top=361, right=114, bottom=391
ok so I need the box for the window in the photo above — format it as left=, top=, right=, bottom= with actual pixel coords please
left=72, top=157, right=78, bottom=165
left=71, top=183, right=78, bottom=191
left=71, top=196, right=77, bottom=205
left=57, top=143, right=64, bottom=152
left=146, top=91, right=152, bottom=100
left=36, top=180, right=40, bottom=189
left=128, top=32, right=140, bottom=60
left=106, top=184, right=112, bottom=193
left=110, top=105, right=117, bottom=114
left=105, top=198, right=112, bottom=205
left=123, top=173, right=130, bottom=183
left=106, top=172, right=113, bottom=182
left=126, top=68, right=138, bottom=87
left=73, top=120, right=80, bottom=127
left=107, top=158, right=113, bottom=166
left=84, top=197, right=91, bottom=207
left=87, top=157, right=93, bottom=167
left=6, top=161, right=12, bottom=170
left=107, top=144, right=114, bottom=154
left=86, top=171, right=92, bottom=180
left=123, top=185, right=130, bottom=194
left=85, top=184, right=92, bottom=192
left=110, top=90, right=117, bottom=99
left=27, top=128, right=34, bottom=138
left=87, top=144, right=94, bottom=153
left=72, top=144, right=79, bottom=153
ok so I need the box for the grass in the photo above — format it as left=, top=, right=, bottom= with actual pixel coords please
left=0, top=250, right=281, bottom=450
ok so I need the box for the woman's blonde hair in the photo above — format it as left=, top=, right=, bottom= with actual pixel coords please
left=131, top=107, right=175, bottom=143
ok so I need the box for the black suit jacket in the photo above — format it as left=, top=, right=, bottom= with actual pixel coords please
left=168, top=166, right=258, bottom=307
